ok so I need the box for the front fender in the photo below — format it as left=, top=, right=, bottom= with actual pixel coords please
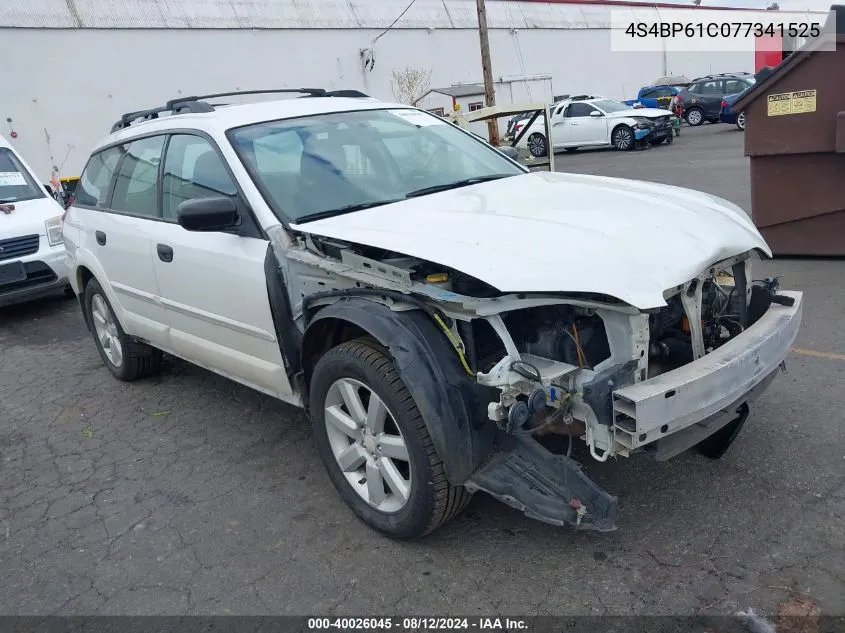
left=304, top=299, right=496, bottom=484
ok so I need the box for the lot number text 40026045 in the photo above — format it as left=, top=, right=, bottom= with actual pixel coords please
left=307, top=617, right=529, bottom=630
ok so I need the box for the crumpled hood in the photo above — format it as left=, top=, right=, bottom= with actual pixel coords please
left=291, top=171, right=770, bottom=309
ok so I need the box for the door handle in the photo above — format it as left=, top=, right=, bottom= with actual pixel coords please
left=156, top=243, right=173, bottom=263
left=95, top=230, right=106, bottom=246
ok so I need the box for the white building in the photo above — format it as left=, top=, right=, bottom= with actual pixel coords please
left=2, top=0, right=820, bottom=178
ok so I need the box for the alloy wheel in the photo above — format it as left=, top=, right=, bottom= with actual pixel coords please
left=527, top=133, right=547, bottom=158
left=613, top=127, right=633, bottom=150
left=323, top=377, right=412, bottom=512
left=687, top=109, right=703, bottom=126
left=91, top=293, right=123, bottom=367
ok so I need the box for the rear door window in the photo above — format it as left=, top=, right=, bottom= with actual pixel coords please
left=75, top=146, right=123, bottom=208
left=700, top=80, right=724, bottom=95
left=110, top=136, right=166, bottom=218
left=724, top=79, right=749, bottom=95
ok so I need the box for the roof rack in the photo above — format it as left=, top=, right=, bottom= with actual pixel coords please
left=110, top=88, right=371, bottom=133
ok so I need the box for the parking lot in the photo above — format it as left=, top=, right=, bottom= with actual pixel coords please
left=1, top=123, right=843, bottom=617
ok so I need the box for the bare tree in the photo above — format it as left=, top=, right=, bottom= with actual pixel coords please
left=390, top=67, right=433, bottom=106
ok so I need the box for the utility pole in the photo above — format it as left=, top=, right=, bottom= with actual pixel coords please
left=475, top=0, right=499, bottom=145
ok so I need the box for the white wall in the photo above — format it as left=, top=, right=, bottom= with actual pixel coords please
left=4, top=26, right=754, bottom=178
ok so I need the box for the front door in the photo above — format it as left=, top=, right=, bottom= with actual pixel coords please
left=563, top=103, right=609, bottom=145
left=147, top=133, right=292, bottom=399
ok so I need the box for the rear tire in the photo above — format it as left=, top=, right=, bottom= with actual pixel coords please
left=83, top=278, right=162, bottom=381
left=685, top=108, right=704, bottom=126
left=527, top=133, right=548, bottom=158
left=309, top=339, right=471, bottom=539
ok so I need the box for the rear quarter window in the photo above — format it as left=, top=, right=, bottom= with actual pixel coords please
left=75, top=146, right=123, bottom=208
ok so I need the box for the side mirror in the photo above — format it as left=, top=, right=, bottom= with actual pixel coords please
left=496, top=145, right=519, bottom=160
left=590, top=111, right=603, bottom=117
left=177, top=196, right=239, bottom=232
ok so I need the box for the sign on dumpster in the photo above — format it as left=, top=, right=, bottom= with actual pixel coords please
left=767, top=89, right=817, bottom=116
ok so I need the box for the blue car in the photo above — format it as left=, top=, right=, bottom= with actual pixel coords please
left=720, top=93, right=746, bottom=130
left=623, top=84, right=684, bottom=110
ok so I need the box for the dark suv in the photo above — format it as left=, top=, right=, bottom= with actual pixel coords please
left=677, top=73, right=756, bottom=126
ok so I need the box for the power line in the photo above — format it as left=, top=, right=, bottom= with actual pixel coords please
left=372, top=0, right=419, bottom=44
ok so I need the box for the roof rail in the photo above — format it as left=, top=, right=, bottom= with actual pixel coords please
left=110, top=88, right=371, bottom=133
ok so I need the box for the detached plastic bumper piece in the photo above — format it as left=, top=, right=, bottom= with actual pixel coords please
left=465, top=433, right=618, bottom=531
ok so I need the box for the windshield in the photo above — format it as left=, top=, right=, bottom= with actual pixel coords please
left=0, top=148, right=45, bottom=203
left=592, top=100, right=634, bottom=113
left=228, top=108, right=525, bottom=223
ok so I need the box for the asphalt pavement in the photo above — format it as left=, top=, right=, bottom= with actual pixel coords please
left=1, top=123, right=843, bottom=617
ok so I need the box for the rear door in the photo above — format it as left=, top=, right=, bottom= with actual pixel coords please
left=72, top=137, right=170, bottom=345
left=146, top=133, right=291, bottom=399
left=698, top=80, right=725, bottom=118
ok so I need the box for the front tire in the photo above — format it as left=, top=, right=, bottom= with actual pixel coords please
left=611, top=125, right=635, bottom=151
left=84, top=278, right=162, bottom=381
left=309, top=339, right=470, bottom=539
left=527, top=132, right=548, bottom=158
left=685, top=108, right=704, bottom=126
left=736, top=112, right=746, bottom=131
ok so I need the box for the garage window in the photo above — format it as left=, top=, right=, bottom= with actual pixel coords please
left=468, top=102, right=484, bottom=112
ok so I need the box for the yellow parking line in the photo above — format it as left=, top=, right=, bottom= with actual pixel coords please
left=790, top=347, right=845, bottom=362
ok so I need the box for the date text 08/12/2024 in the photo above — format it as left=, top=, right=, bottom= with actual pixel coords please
left=307, top=618, right=529, bottom=630
left=624, top=21, right=821, bottom=38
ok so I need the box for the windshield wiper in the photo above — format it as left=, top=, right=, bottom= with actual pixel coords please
left=404, top=174, right=515, bottom=199
left=295, top=199, right=404, bottom=223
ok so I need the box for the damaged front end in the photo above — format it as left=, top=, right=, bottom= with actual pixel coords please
left=271, top=227, right=802, bottom=532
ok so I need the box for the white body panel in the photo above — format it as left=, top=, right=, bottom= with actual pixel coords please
left=144, top=222, right=291, bottom=398
left=72, top=207, right=171, bottom=342
left=292, top=171, right=769, bottom=310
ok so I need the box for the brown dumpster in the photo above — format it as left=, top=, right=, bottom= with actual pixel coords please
left=733, top=5, right=845, bottom=256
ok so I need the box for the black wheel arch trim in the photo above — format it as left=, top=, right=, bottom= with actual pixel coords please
left=302, top=298, right=497, bottom=484
left=264, top=246, right=304, bottom=386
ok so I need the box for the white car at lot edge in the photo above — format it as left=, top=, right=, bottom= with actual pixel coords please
left=63, top=89, right=801, bottom=539
left=515, top=95, right=674, bottom=156
left=0, top=134, right=70, bottom=307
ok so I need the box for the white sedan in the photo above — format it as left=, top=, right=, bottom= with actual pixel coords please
left=515, top=96, right=674, bottom=156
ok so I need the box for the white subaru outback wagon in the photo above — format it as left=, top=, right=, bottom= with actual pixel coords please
left=63, top=89, right=802, bottom=538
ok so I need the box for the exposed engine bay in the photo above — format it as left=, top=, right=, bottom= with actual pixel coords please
left=293, top=234, right=787, bottom=454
